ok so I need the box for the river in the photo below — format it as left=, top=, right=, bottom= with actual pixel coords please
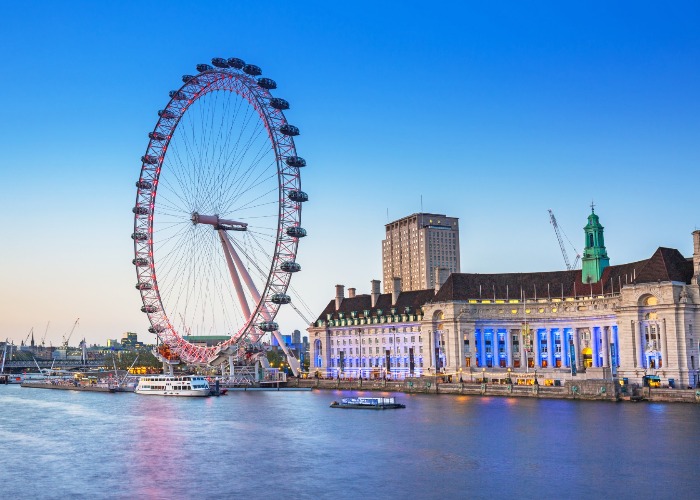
left=0, top=384, right=697, bottom=499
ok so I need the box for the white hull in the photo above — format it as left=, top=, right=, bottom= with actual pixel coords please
left=134, top=389, right=209, bottom=397
left=135, top=375, right=210, bottom=397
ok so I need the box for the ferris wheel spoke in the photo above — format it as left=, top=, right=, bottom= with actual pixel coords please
left=217, top=117, right=269, bottom=202
left=221, top=161, right=277, bottom=216
left=220, top=132, right=273, bottom=207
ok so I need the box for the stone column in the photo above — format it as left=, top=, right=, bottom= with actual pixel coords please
left=534, top=330, right=541, bottom=368
left=506, top=330, right=514, bottom=367
left=632, top=320, right=643, bottom=368
left=547, top=329, right=555, bottom=368
left=479, top=329, right=486, bottom=368
left=602, top=326, right=610, bottom=368
left=520, top=329, right=528, bottom=369
left=573, top=328, right=582, bottom=370
left=428, top=330, right=435, bottom=372
left=661, top=320, right=668, bottom=370
left=593, top=327, right=600, bottom=367
left=561, top=330, right=568, bottom=368
left=469, top=325, right=476, bottom=367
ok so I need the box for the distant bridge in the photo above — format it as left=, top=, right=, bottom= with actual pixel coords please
left=2, top=359, right=104, bottom=369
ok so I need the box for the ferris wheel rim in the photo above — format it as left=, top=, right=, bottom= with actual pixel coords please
left=132, top=61, right=304, bottom=364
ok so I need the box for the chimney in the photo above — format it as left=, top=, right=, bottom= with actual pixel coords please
left=335, top=285, right=344, bottom=311
left=693, top=231, right=700, bottom=283
left=371, top=279, right=381, bottom=308
left=434, top=267, right=450, bottom=293
left=348, top=287, right=356, bottom=298
left=392, top=277, right=401, bottom=306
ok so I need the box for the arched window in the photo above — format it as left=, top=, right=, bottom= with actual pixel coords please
left=314, top=339, right=322, bottom=368
left=643, top=296, right=658, bottom=306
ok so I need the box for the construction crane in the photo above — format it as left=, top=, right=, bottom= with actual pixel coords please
left=41, top=321, right=50, bottom=347
left=22, top=327, right=33, bottom=346
left=548, top=209, right=581, bottom=270
left=62, top=318, right=80, bottom=348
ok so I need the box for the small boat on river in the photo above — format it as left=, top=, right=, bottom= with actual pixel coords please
left=135, top=375, right=210, bottom=397
left=330, top=397, right=405, bottom=410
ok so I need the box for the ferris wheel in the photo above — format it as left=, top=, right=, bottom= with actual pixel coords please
left=132, top=57, right=308, bottom=366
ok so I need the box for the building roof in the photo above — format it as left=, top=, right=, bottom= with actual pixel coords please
left=434, top=246, right=693, bottom=302
left=315, top=289, right=435, bottom=322
left=314, top=246, right=693, bottom=322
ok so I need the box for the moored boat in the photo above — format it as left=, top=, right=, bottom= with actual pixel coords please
left=135, top=375, right=210, bottom=397
left=330, top=397, right=405, bottom=409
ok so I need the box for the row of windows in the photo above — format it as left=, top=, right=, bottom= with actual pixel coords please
left=332, top=358, right=424, bottom=368
left=332, top=346, right=423, bottom=355
left=330, top=336, right=419, bottom=346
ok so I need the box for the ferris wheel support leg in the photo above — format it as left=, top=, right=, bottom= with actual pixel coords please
left=271, top=330, right=301, bottom=377
left=225, top=238, right=272, bottom=320
left=218, top=230, right=252, bottom=319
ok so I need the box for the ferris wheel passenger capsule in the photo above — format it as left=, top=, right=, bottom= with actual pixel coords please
left=158, top=110, right=176, bottom=119
left=148, top=325, right=165, bottom=334
left=258, top=321, right=279, bottom=332
left=286, top=226, right=307, bottom=238
left=135, top=180, right=152, bottom=190
left=196, top=63, right=213, bottom=72
left=211, top=57, right=228, bottom=68
left=141, top=155, right=158, bottom=165
left=257, top=77, right=277, bottom=90
left=169, top=90, right=188, bottom=100
left=280, top=261, right=301, bottom=273
left=133, top=206, right=150, bottom=215
left=141, top=305, right=159, bottom=313
left=227, top=58, right=245, bottom=69
left=285, top=156, right=306, bottom=168
left=131, top=232, right=148, bottom=241
left=288, top=190, right=308, bottom=203
left=132, top=258, right=149, bottom=267
left=271, top=293, right=292, bottom=305
left=148, top=132, right=167, bottom=141
left=182, top=75, right=197, bottom=83
left=243, top=64, right=262, bottom=76
left=135, top=282, right=153, bottom=290
left=279, top=124, right=300, bottom=136
left=269, top=97, right=289, bottom=110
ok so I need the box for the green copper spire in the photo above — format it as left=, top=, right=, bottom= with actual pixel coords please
left=581, top=203, right=609, bottom=283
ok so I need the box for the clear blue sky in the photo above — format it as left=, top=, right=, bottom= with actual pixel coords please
left=1, top=1, right=698, bottom=346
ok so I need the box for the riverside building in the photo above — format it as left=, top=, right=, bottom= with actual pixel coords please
left=382, top=213, right=460, bottom=293
left=308, top=209, right=700, bottom=387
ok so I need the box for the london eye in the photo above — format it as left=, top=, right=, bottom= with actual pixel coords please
left=132, top=57, right=307, bottom=367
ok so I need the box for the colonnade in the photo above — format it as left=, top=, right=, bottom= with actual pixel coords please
left=630, top=318, right=668, bottom=369
left=456, top=324, right=619, bottom=372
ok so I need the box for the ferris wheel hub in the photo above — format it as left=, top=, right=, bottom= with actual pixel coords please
left=191, top=212, right=248, bottom=231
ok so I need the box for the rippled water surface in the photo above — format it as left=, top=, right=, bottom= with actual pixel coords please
left=1, top=385, right=698, bottom=499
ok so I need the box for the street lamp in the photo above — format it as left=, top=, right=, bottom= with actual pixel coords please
left=482, top=367, right=486, bottom=383
left=459, top=368, right=463, bottom=383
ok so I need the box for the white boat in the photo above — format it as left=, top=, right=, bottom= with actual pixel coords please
left=135, top=375, right=210, bottom=397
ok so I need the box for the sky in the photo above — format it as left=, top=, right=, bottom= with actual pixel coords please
left=0, top=1, right=698, bottom=346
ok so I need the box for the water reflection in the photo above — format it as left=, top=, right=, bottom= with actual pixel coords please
left=1, top=385, right=699, bottom=499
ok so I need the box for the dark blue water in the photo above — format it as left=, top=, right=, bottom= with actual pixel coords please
left=1, top=384, right=697, bottom=499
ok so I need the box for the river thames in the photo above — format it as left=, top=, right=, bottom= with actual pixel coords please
left=0, top=384, right=697, bottom=499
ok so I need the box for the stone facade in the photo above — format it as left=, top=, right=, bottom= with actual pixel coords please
left=309, top=213, right=700, bottom=388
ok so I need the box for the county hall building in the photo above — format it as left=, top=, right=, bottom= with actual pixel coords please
left=308, top=209, right=700, bottom=388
